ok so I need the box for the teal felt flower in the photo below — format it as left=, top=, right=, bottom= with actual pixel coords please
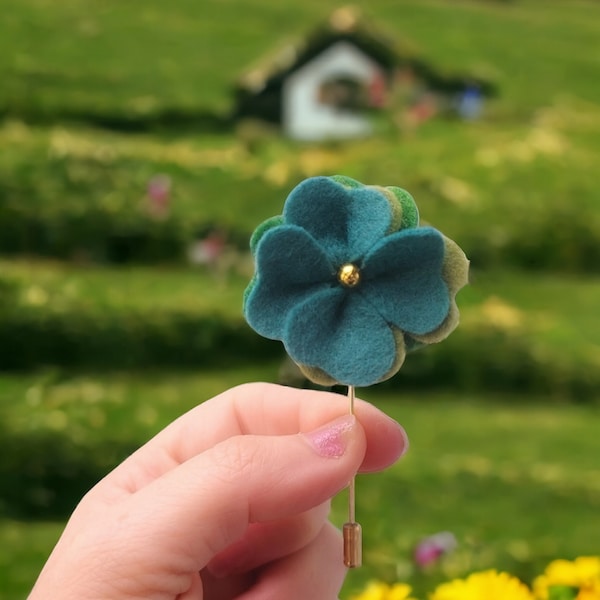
left=244, top=175, right=469, bottom=387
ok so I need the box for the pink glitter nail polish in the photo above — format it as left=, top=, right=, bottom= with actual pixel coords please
left=304, top=415, right=355, bottom=458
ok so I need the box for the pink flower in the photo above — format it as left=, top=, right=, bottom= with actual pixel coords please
left=413, top=532, right=457, bottom=568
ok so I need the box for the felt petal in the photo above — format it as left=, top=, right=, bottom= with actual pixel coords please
left=380, top=327, right=407, bottom=381
left=283, top=176, right=392, bottom=264
left=330, top=174, right=362, bottom=189
left=242, top=274, right=257, bottom=307
left=283, top=287, right=399, bottom=387
left=244, top=225, right=333, bottom=339
left=249, top=215, right=284, bottom=255
left=403, top=332, right=426, bottom=353
left=441, top=235, right=470, bottom=295
left=412, top=303, right=459, bottom=344
left=386, top=186, right=419, bottom=230
left=298, top=329, right=406, bottom=386
left=375, top=186, right=403, bottom=233
left=362, top=227, right=450, bottom=336
left=412, top=235, right=469, bottom=344
left=297, top=363, right=339, bottom=387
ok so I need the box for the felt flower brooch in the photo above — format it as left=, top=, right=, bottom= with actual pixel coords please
left=243, top=175, right=469, bottom=388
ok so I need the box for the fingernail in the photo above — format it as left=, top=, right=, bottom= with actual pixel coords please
left=399, top=424, right=410, bottom=458
left=303, top=415, right=356, bottom=458
left=375, top=413, right=409, bottom=459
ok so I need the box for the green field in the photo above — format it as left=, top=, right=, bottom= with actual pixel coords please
left=1, top=0, right=599, bottom=271
left=1, top=0, right=599, bottom=598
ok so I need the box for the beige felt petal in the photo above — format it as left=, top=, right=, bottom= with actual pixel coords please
left=373, top=185, right=403, bottom=234
left=442, top=236, right=470, bottom=294
left=412, top=302, right=460, bottom=344
left=297, top=363, right=339, bottom=387
left=376, top=328, right=407, bottom=383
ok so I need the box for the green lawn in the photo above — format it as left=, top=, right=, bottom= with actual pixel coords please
left=341, top=389, right=600, bottom=597
left=2, top=105, right=599, bottom=271
left=1, top=1, right=600, bottom=270
left=0, top=258, right=249, bottom=315
left=2, top=0, right=599, bottom=116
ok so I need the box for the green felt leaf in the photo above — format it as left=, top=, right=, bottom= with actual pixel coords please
left=330, top=174, right=363, bottom=189
left=386, top=186, right=420, bottom=230
left=249, top=215, right=284, bottom=255
left=243, top=274, right=257, bottom=307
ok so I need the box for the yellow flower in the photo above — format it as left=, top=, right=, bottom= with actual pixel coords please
left=533, top=557, right=600, bottom=600
left=430, top=569, right=535, bottom=600
left=351, top=580, right=416, bottom=600
left=388, top=583, right=417, bottom=600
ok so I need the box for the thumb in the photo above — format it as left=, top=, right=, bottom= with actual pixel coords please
left=116, top=414, right=365, bottom=571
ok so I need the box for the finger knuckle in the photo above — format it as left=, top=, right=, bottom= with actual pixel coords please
left=210, top=437, right=262, bottom=484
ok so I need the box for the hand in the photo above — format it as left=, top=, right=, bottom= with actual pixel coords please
left=29, top=382, right=408, bottom=600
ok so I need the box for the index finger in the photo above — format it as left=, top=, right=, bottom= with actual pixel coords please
left=106, top=382, right=407, bottom=494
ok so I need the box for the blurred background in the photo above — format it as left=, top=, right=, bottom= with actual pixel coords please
left=0, top=0, right=598, bottom=597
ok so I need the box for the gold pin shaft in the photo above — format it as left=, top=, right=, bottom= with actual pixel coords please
left=343, top=385, right=362, bottom=568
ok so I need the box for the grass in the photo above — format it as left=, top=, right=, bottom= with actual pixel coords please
left=1, top=98, right=599, bottom=270
left=0, top=521, right=64, bottom=596
left=0, top=366, right=280, bottom=443
left=0, top=371, right=598, bottom=598
left=0, top=258, right=250, bottom=316
left=339, top=390, right=600, bottom=597
left=467, top=269, right=600, bottom=360
left=1, top=2, right=600, bottom=270
left=2, top=0, right=599, bottom=117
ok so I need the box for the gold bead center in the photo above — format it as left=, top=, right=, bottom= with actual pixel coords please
left=338, top=263, right=361, bottom=287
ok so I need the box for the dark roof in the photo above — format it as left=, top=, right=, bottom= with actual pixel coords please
left=235, top=7, right=417, bottom=95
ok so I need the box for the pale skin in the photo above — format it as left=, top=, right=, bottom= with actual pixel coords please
left=29, top=382, right=408, bottom=600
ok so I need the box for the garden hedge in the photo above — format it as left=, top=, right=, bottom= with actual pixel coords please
left=0, top=299, right=597, bottom=402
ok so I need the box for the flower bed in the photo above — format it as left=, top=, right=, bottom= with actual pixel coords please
left=351, top=557, right=600, bottom=600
